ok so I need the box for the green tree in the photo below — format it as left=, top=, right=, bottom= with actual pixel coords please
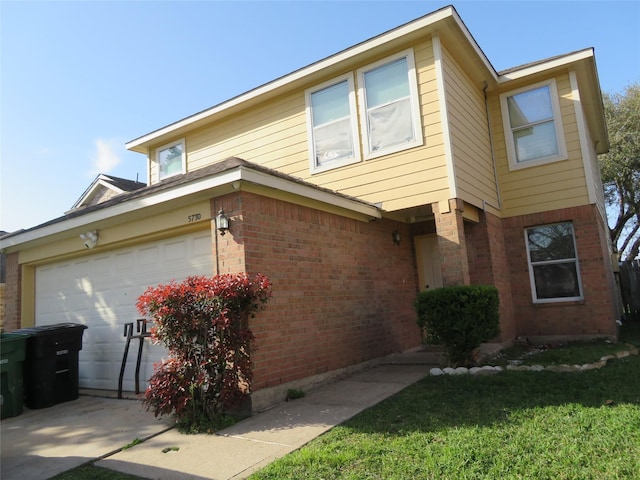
left=599, top=83, right=640, bottom=260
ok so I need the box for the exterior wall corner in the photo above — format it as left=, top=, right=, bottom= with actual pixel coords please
left=433, top=200, right=470, bottom=286
left=3, top=252, right=21, bottom=332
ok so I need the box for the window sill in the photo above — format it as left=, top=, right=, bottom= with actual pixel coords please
left=507, top=153, right=568, bottom=172
left=532, top=299, right=585, bottom=307
left=310, top=156, right=361, bottom=175
left=364, top=139, right=423, bottom=162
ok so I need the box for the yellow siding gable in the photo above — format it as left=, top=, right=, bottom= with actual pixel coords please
left=441, top=44, right=498, bottom=213
left=148, top=37, right=449, bottom=214
left=490, top=72, right=590, bottom=218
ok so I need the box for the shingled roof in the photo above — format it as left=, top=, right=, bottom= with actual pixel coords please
left=69, top=173, right=147, bottom=211
left=1, top=157, right=379, bottom=241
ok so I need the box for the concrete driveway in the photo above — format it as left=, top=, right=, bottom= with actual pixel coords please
left=1, top=351, right=436, bottom=480
left=0, top=393, right=173, bottom=480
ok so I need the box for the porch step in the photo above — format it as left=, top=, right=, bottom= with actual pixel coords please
left=383, top=348, right=445, bottom=366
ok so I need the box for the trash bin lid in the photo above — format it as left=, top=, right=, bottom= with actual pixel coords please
left=0, top=332, right=31, bottom=344
left=13, top=323, right=88, bottom=336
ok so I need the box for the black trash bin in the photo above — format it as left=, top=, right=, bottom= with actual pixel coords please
left=14, top=323, right=88, bottom=409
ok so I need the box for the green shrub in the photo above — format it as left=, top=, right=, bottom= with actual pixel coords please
left=414, top=285, right=500, bottom=366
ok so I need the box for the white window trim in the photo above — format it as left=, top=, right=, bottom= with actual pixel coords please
left=156, top=138, right=186, bottom=181
left=305, top=74, right=361, bottom=174
left=500, top=79, right=567, bottom=171
left=357, top=48, right=423, bottom=160
left=524, top=222, right=584, bottom=304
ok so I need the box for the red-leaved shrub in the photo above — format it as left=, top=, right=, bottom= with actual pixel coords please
left=136, top=273, right=271, bottom=430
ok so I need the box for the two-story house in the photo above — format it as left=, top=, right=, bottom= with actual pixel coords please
left=1, top=5, right=619, bottom=410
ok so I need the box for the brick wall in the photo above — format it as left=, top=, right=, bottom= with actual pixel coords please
left=0, top=283, right=5, bottom=331
left=502, top=205, right=618, bottom=339
left=434, top=199, right=470, bottom=286
left=465, top=211, right=516, bottom=340
left=2, top=252, right=20, bottom=332
left=217, top=191, right=422, bottom=390
left=211, top=194, right=248, bottom=275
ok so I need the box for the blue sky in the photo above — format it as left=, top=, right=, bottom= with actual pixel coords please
left=1, top=0, right=639, bottom=233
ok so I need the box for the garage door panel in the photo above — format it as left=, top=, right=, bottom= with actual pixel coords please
left=139, top=245, right=159, bottom=265
left=36, top=231, right=213, bottom=392
left=115, top=251, right=134, bottom=269
left=91, top=255, right=112, bottom=272
left=78, top=358, right=108, bottom=384
left=85, top=324, right=113, bottom=345
left=165, top=240, right=187, bottom=261
left=193, top=234, right=212, bottom=255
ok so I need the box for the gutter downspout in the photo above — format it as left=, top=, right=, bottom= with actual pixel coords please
left=483, top=82, right=502, bottom=212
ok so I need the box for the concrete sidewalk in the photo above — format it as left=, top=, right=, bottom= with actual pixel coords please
left=1, top=352, right=436, bottom=480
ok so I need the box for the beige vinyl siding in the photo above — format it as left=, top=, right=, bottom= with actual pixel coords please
left=149, top=38, right=447, bottom=213
left=571, top=73, right=606, bottom=222
left=585, top=119, right=606, bottom=220
left=491, top=73, right=590, bottom=218
left=188, top=93, right=309, bottom=177
left=441, top=45, right=497, bottom=211
left=317, top=37, right=447, bottom=209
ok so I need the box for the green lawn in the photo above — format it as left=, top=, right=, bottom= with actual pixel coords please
left=250, top=322, right=640, bottom=480
left=52, top=321, right=640, bottom=480
left=250, top=354, right=640, bottom=479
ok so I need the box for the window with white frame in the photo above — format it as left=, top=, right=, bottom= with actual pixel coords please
left=357, top=49, right=422, bottom=159
left=525, top=222, right=583, bottom=303
left=500, top=79, right=567, bottom=169
left=305, top=74, right=360, bottom=173
left=156, top=139, right=185, bottom=181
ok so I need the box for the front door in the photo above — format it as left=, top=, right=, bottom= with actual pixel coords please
left=415, top=234, right=443, bottom=292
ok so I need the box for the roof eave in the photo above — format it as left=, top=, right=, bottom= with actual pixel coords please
left=0, top=163, right=381, bottom=253
left=498, top=48, right=594, bottom=82
left=126, top=5, right=498, bottom=153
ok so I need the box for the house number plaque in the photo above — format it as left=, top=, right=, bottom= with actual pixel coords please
left=187, top=213, right=202, bottom=222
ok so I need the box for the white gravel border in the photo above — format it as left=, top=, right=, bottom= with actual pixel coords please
left=429, top=345, right=639, bottom=376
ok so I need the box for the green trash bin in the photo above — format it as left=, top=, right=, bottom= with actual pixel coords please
left=1, top=333, right=30, bottom=419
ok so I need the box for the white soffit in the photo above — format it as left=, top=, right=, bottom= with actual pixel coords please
left=498, top=49, right=594, bottom=82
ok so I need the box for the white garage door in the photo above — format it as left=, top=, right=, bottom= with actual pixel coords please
left=35, top=231, right=214, bottom=392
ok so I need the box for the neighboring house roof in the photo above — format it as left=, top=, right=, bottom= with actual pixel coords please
left=0, top=158, right=381, bottom=250
left=69, top=174, right=147, bottom=211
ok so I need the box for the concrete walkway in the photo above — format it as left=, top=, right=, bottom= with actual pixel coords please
left=1, top=352, right=436, bottom=480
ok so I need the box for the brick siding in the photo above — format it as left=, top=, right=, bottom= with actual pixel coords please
left=0, top=283, right=5, bottom=331
left=502, top=205, right=618, bottom=338
left=465, top=211, right=516, bottom=341
left=434, top=199, right=470, bottom=286
left=214, top=191, right=422, bottom=390
left=2, top=252, right=20, bottom=332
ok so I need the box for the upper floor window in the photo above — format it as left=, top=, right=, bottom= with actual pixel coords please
left=525, top=222, right=583, bottom=303
left=305, top=49, right=423, bottom=173
left=500, top=79, right=567, bottom=170
left=156, top=139, right=185, bottom=181
left=305, top=74, right=360, bottom=173
left=357, top=49, right=422, bottom=159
